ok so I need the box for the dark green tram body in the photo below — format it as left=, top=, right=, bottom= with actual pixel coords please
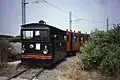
left=20, top=20, right=67, bottom=67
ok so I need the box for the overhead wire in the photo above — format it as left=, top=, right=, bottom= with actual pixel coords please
left=34, top=0, right=105, bottom=23
left=43, top=0, right=69, bottom=14
left=25, top=0, right=44, bottom=4
left=72, top=18, right=105, bottom=23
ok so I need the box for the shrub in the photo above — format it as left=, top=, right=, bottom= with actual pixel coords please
left=0, top=39, right=20, bottom=67
left=0, top=39, right=11, bottom=67
left=80, top=25, right=120, bottom=77
left=80, top=30, right=109, bottom=69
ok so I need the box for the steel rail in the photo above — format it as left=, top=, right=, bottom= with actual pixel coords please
left=6, top=68, right=28, bottom=80
left=29, top=68, right=45, bottom=80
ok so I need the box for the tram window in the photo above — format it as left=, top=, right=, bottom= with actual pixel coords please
left=54, top=35, right=57, bottom=38
left=54, top=35, right=61, bottom=40
left=75, top=36, right=78, bottom=42
left=72, top=36, right=77, bottom=43
left=35, top=31, right=40, bottom=36
left=81, top=37, right=84, bottom=42
left=23, top=31, right=33, bottom=39
left=35, top=31, right=48, bottom=37
left=74, top=36, right=77, bottom=41
left=35, top=30, right=48, bottom=41
left=64, top=36, right=67, bottom=41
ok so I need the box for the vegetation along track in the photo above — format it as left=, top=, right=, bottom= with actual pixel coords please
left=6, top=68, right=45, bottom=80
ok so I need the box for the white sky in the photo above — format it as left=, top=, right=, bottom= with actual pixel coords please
left=1, top=0, right=120, bottom=36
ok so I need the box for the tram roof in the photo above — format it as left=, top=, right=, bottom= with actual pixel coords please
left=21, top=22, right=66, bottom=34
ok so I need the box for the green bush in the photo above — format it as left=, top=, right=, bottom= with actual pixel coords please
left=0, top=39, right=20, bottom=67
left=0, top=39, right=11, bottom=67
left=80, top=26, right=120, bottom=77
left=10, top=38, right=21, bottom=42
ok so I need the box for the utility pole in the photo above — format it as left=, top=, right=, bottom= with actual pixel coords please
left=69, top=11, right=72, bottom=31
left=69, top=11, right=72, bottom=51
left=107, top=18, right=109, bottom=31
left=22, top=0, right=26, bottom=25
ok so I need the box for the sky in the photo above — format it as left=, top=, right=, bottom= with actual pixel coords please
left=0, top=0, right=120, bottom=36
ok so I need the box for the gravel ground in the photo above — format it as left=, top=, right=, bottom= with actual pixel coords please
left=0, top=61, right=21, bottom=80
left=0, top=56, right=77, bottom=80
left=37, top=56, right=77, bottom=80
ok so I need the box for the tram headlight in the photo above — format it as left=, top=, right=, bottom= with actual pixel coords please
left=30, top=44, right=34, bottom=48
left=23, top=45, right=25, bottom=48
left=21, top=48, right=25, bottom=53
left=43, top=49, right=48, bottom=54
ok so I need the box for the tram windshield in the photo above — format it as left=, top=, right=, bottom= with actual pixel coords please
left=22, top=30, right=49, bottom=41
left=23, top=31, right=33, bottom=39
left=35, top=30, right=48, bottom=41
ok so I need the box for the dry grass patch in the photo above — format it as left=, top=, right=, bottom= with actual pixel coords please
left=56, top=59, right=118, bottom=80
left=56, top=59, right=101, bottom=80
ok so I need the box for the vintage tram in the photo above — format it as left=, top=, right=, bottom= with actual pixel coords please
left=20, top=20, right=89, bottom=67
left=20, top=20, right=67, bottom=66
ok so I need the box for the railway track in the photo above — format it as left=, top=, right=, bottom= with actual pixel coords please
left=6, top=68, right=44, bottom=80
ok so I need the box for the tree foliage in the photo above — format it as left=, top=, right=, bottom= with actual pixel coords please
left=80, top=25, right=120, bottom=77
left=0, top=35, right=21, bottom=42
